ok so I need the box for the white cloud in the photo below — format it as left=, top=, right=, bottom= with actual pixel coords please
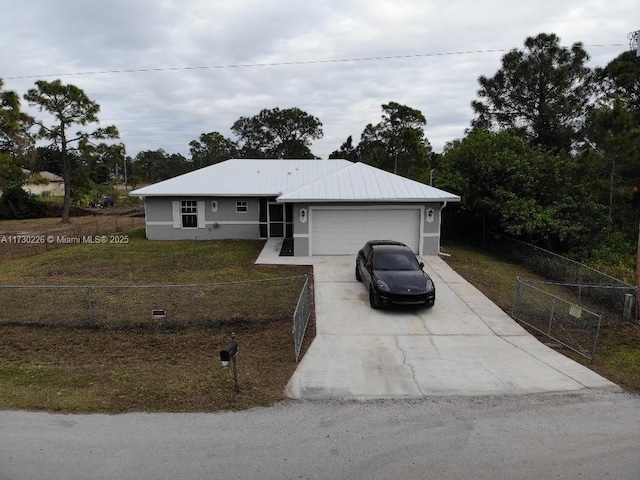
left=1, top=0, right=637, bottom=159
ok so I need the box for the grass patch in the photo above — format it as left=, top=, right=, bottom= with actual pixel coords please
left=0, top=228, right=308, bottom=285
left=0, top=322, right=310, bottom=412
left=440, top=243, right=547, bottom=313
left=442, top=243, right=640, bottom=394
left=0, top=217, right=314, bottom=412
left=0, top=228, right=311, bottom=327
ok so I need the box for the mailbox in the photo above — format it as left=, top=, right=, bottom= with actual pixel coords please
left=220, top=341, right=239, bottom=366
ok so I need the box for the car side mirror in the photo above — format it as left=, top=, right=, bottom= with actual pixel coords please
left=419, top=262, right=424, bottom=269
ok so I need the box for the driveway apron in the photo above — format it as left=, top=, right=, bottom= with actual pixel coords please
left=285, top=256, right=617, bottom=399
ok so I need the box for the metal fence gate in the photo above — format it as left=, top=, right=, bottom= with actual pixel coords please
left=513, top=278, right=603, bottom=361
left=485, top=233, right=637, bottom=323
left=292, top=275, right=312, bottom=362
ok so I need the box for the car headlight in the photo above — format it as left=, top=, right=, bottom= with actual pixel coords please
left=375, top=280, right=390, bottom=292
left=426, top=279, right=434, bottom=292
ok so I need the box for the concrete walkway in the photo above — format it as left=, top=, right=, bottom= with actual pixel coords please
left=256, top=241, right=617, bottom=399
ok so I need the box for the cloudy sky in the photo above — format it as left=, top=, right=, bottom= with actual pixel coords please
left=1, top=0, right=638, bottom=160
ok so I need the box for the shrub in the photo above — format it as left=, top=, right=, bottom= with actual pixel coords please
left=0, top=186, right=47, bottom=219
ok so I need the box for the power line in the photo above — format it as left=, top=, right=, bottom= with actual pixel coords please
left=4, top=44, right=625, bottom=80
left=6, top=50, right=512, bottom=80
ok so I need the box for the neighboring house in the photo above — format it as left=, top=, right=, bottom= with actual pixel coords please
left=22, top=169, right=65, bottom=197
left=130, top=159, right=460, bottom=256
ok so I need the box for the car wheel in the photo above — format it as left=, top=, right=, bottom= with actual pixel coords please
left=369, top=287, right=380, bottom=309
left=355, top=264, right=362, bottom=282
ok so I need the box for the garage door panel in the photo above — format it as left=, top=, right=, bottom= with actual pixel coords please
left=311, top=208, right=420, bottom=255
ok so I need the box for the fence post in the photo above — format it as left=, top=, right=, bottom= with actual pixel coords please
left=548, top=298, right=555, bottom=334
left=591, top=314, right=603, bottom=363
left=87, top=287, right=94, bottom=326
left=578, top=276, right=583, bottom=305
left=512, top=276, right=521, bottom=319
left=189, top=285, right=195, bottom=324
left=623, top=293, right=635, bottom=322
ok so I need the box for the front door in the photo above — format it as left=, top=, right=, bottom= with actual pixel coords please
left=268, top=203, right=284, bottom=238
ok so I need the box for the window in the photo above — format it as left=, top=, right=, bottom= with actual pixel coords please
left=236, top=200, right=248, bottom=213
left=181, top=200, right=198, bottom=228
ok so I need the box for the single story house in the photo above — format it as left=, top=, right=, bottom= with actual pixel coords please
left=22, top=169, right=65, bottom=197
left=130, top=159, right=460, bottom=256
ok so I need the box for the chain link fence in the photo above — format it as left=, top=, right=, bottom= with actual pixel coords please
left=293, top=275, right=312, bottom=362
left=0, top=276, right=307, bottom=329
left=485, top=233, right=637, bottom=324
left=513, top=278, right=603, bottom=361
left=481, top=233, right=637, bottom=360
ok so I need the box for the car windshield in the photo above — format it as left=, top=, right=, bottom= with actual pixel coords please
left=373, top=252, right=420, bottom=271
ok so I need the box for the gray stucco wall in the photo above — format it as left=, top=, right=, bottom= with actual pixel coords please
left=144, top=196, right=261, bottom=240
left=142, top=196, right=447, bottom=256
left=291, top=202, right=309, bottom=256
left=422, top=202, right=443, bottom=256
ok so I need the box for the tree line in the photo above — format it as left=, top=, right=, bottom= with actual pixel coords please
left=437, top=33, right=640, bottom=278
left=1, top=32, right=639, bottom=275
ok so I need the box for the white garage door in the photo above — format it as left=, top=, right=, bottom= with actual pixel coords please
left=311, top=208, right=421, bottom=255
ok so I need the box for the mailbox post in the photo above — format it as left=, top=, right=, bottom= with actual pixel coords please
left=220, top=332, right=240, bottom=392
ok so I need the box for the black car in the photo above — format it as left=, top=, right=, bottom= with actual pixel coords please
left=356, top=240, right=435, bottom=309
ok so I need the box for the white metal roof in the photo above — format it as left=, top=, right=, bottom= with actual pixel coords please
left=22, top=169, right=64, bottom=182
left=278, top=162, right=460, bottom=203
left=130, top=159, right=351, bottom=197
left=130, top=159, right=460, bottom=203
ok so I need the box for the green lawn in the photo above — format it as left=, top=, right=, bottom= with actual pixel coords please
left=0, top=228, right=306, bottom=285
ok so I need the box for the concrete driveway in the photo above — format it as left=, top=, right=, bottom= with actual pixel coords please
left=285, top=255, right=617, bottom=399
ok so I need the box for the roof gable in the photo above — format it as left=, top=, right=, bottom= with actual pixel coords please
left=277, top=162, right=460, bottom=203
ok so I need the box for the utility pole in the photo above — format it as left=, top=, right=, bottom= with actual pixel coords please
left=636, top=211, right=639, bottom=317
left=630, top=30, right=640, bottom=318
left=629, top=30, right=640, bottom=57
